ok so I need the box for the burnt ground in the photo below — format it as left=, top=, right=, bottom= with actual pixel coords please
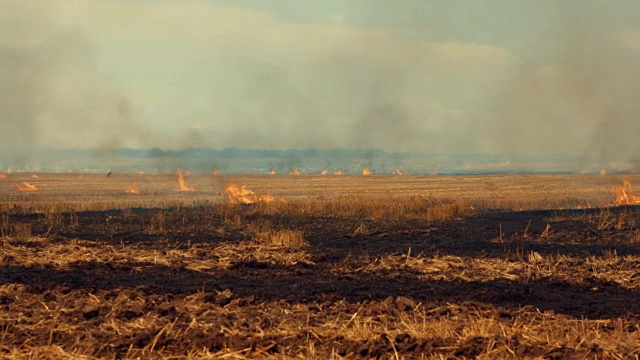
left=2, top=205, right=640, bottom=358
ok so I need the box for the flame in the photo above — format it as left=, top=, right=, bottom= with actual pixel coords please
left=362, top=167, right=371, bottom=175
left=176, top=168, right=196, bottom=191
left=394, top=169, right=403, bottom=176
left=612, top=180, right=640, bottom=206
left=600, top=169, right=606, bottom=175
left=334, top=170, right=343, bottom=175
left=31, top=173, right=39, bottom=178
left=125, top=184, right=140, bottom=194
left=17, top=182, right=38, bottom=191
left=290, top=168, right=300, bottom=175
left=224, top=184, right=274, bottom=204
left=268, top=169, right=276, bottom=175
left=321, top=169, right=328, bottom=175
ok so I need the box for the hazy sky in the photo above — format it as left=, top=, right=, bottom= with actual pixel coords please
left=3, top=0, right=640, bottom=163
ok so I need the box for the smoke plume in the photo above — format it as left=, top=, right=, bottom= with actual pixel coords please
left=478, top=3, right=640, bottom=169
left=3, top=1, right=640, bottom=173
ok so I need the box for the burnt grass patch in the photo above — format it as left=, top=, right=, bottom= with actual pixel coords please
left=2, top=203, right=640, bottom=358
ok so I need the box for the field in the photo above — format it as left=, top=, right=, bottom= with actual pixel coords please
left=2, top=172, right=640, bottom=359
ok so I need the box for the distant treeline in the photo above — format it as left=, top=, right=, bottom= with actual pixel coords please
left=95, top=148, right=501, bottom=162
left=5, top=148, right=623, bottom=174
left=105, top=148, right=420, bottom=159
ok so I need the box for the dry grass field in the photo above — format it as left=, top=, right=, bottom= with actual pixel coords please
left=2, top=172, right=640, bottom=359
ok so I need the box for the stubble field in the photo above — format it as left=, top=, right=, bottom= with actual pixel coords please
left=1, top=172, right=640, bottom=359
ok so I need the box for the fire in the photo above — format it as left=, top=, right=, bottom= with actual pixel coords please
left=176, top=168, right=196, bottom=191
left=17, top=182, right=38, bottom=191
left=362, top=167, right=371, bottom=175
left=224, top=184, right=274, bottom=204
left=125, top=184, right=140, bottom=194
left=290, top=168, right=300, bottom=175
left=600, top=169, right=606, bottom=175
left=31, top=173, right=39, bottom=178
left=268, top=169, right=276, bottom=175
left=321, top=169, right=328, bottom=175
left=334, top=170, right=343, bottom=175
left=394, top=169, right=403, bottom=176
left=612, top=180, right=640, bottom=206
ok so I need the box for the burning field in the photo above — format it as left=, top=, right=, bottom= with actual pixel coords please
left=1, top=173, right=640, bottom=358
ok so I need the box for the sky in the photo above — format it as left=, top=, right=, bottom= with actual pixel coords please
left=3, top=0, right=640, bottom=165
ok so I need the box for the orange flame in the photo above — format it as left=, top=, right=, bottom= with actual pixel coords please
left=599, top=169, right=606, bottom=175
left=321, top=169, right=328, bottom=175
left=290, top=168, right=300, bottom=175
left=224, top=184, right=274, bottom=204
left=268, top=169, right=276, bottom=175
left=362, top=167, right=371, bottom=175
left=176, top=168, right=196, bottom=191
left=612, top=180, right=640, bottom=206
left=125, top=184, right=140, bottom=194
left=334, top=170, right=343, bottom=175
left=394, top=169, right=403, bottom=176
left=17, top=182, right=38, bottom=191
left=31, top=173, right=39, bottom=178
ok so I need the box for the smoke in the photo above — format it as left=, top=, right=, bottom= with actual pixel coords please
left=202, top=5, right=512, bottom=154
left=0, top=4, right=139, bottom=166
left=0, top=31, right=51, bottom=157
left=0, top=2, right=206, bottom=173
left=2, top=2, right=503, bottom=155
left=478, top=3, right=640, bottom=169
left=219, top=1, right=640, bottom=169
left=4, top=1, right=640, bottom=173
